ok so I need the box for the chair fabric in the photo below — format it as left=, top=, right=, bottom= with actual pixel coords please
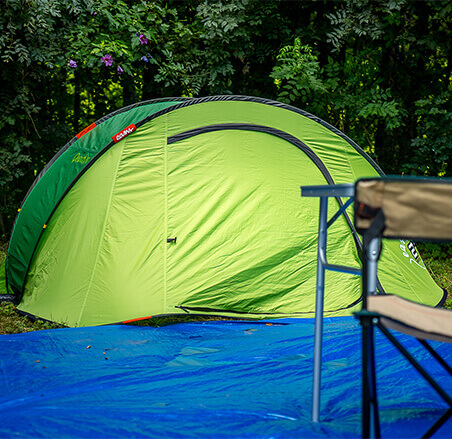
left=367, top=295, right=452, bottom=343
left=355, top=178, right=452, bottom=241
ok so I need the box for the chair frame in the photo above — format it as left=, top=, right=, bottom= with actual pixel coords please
left=354, top=177, right=452, bottom=439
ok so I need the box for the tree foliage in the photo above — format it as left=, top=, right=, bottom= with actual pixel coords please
left=0, top=0, right=451, bottom=238
left=272, top=0, right=451, bottom=174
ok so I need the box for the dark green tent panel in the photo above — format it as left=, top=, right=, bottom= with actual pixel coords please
left=5, top=96, right=445, bottom=326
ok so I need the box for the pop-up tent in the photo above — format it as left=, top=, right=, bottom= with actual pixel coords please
left=5, top=96, right=445, bottom=326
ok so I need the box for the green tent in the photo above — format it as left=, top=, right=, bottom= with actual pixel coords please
left=5, top=96, right=445, bottom=327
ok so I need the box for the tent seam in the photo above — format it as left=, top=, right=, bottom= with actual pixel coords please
left=163, top=115, right=168, bottom=313
left=76, top=142, right=125, bottom=326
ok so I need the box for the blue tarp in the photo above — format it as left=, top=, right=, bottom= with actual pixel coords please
left=0, top=317, right=451, bottom=438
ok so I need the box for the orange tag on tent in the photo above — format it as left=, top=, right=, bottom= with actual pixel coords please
left=112, top=124, right=137, bottom=143
left=76, top=123, right=96, bottom=139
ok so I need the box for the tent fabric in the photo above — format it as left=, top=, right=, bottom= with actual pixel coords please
left=5, top=96, right=445, bottom=326
left=0, top=317, right=451, bottom=438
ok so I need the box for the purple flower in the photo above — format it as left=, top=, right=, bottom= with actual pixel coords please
left=141, top=56, right=149, bottom=63
left=101, top=54, right=113, bottom=67
left=93, top=12, right=97, bottom=15
left=139, top=34, right=149, bottom=45
left=68, top=60, right=77, bottom=68
left=117, top=65, right=124, bottom=75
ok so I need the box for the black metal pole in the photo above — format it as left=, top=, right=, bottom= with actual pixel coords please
left=361, top=236, right=381, bottom=439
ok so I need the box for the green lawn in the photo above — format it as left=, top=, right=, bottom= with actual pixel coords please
left=1, top=244, right=451, bottom=334
left=417, top=243, right=452, bottom=308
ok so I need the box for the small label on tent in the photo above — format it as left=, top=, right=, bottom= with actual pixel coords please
left=112, top=124, right=137, bottom=143
left=407, top=241, right=419, bottom=260
left=72, top=153, right=91, bottom=164
left=76, top=123, right=96, bottom=139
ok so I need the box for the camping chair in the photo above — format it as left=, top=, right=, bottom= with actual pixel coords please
left=354, top=177, right=452, bottom=439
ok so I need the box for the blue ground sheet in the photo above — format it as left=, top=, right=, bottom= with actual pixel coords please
left=0, top=317, right=451, bottom=438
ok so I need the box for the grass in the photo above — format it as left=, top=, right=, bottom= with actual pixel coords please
left=0, top=243, right=451, bottom=334
left=416, top=243, right=452, bottom=308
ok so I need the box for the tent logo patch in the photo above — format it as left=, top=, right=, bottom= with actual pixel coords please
left=71, top=153, right=91, bottom=164
left=112, top=124, right=137, bottom=143
left=400, top=240, right=419, bottom=260
left=407, top=241, right=419, bottom=259
left=399, top=240, right=426, bottom=269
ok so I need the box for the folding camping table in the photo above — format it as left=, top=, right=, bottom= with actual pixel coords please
left=300, top=184, right=380, bottom=423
